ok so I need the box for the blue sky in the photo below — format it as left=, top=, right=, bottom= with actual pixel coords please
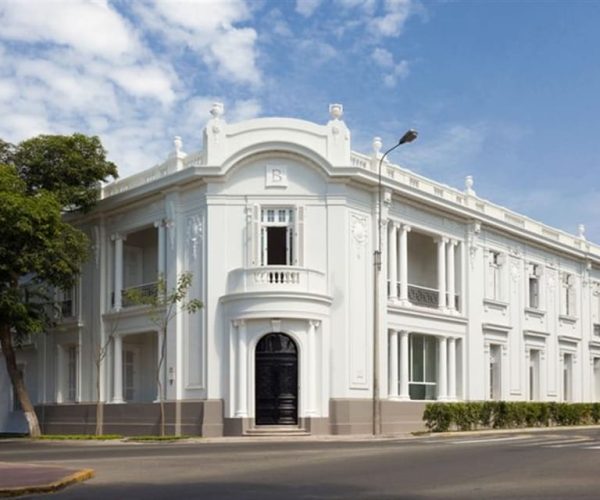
left=1, top=0, right=599, bottom=241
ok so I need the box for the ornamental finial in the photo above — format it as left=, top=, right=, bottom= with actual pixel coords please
left=329, top=103, right=343, bottom=120
left=210, top=102, right=224, bottom=119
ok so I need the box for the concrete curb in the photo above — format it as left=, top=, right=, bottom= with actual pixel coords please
left=0, top=468, right=94, bottom=498
left=422, top=423, right=600, bottom=439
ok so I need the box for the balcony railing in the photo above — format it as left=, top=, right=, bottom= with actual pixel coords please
left=396, top=284, right=460, bottom=311
left=594, top=323, right=600, bottom=337
left=111, top=281, right=159, bottom=308
left=227, top=266, right=327, bottom=296
left=408, top=284, right=439, bottom=308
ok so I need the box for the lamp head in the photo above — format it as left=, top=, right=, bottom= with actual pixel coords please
left=398, top=129, right=418, bottom=145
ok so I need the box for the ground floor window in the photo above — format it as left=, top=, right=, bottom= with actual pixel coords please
left=67, top=345, right=78, bottom=402
left=563, top=353, right=573, bottom=402
left=528, top=349, right=540, bottom=401
left=594, top=358, right=600, bottom=401
left=409, top=334, right=437, bottom=400
left=489, top=344, right=502, bottom=400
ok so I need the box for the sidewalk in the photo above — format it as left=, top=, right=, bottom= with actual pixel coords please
left=0, top=462, right=93, bottom=497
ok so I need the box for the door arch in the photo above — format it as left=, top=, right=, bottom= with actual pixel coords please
left=255, top=333, right=298, bottom=425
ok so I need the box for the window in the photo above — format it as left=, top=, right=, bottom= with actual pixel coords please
left=594, top=358, right=600, bottom=401
left=528, top=350, right=540, bottom=401
left=67, top=346, right=78, bottom=402
left=561, top=273, right=576, bottom=317
left=486, top=250, right=504, bottom=301
left=409, top=334, right=437, bottom=400
left=489, top=344, right=502, bottom=400
left=528, top=263, right=542, bottom=309
left=563, top=353, right=573, bottom=402
left=261, top=208, right=294, bottom=266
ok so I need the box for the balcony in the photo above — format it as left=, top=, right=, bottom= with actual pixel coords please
left=227, top=266, right=327, bottom=296
left=112, top=282, right=158, bottom=308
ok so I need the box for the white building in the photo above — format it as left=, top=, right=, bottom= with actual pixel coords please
left=2, top=103, right=600, bottom=436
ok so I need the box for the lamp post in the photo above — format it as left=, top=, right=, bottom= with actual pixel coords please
left=373, top=129, right=418, bottom=436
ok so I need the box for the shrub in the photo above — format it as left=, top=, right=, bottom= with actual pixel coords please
left=422, top=401, right=600, bottom=432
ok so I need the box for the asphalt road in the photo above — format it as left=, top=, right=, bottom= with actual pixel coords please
left=2, top=428, right=600, bottom=499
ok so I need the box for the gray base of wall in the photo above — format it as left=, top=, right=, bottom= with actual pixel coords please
left=36, top=400, right=224, bottom=437
left=328, top=399, right=427, bottom=434
left=35, top=399, right=426, bottom=436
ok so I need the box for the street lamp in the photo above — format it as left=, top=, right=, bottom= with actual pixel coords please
left=373, top=129, right=418, bottom=436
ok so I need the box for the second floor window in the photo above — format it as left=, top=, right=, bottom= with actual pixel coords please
left=561, top=272, right=576, bottom=317
left=528, top=263, right=542, bottom=309
left=486, top=250, right=504, bottom=301
left=261, top=208, right=294, bottom=266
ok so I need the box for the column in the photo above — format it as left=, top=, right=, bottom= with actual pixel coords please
left=112, top=334, right=124, bottom=403
left=155, top=331, right=164, bottom=401
left=438, top=337, right=448, bottom=401
left=388, top=223, right=398, bottom=300
left=399, top=225, right=411, bottom=305
left=447, top=240, right=456, bottom=312
left=448, top=337, right=456, bottom=400
left=308, top=320, right=320, bottom=415
left=112, top=233, right=125, bottom=310
left=399, top=330, right=410, bottom=400
left=155, top=220, right=166, bottom=277
left=389, top=330, right=399, bottom=398
left=235, top=320, right=248, bottom=417
left=436, top=237, right=448, bottom=310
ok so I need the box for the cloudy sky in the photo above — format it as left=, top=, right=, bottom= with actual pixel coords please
left=1, top=0, right=599, bottom=241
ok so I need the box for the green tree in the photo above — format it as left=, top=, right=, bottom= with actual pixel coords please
left=0, top=134, right=117, bottom=437
left=124, top=272, right=202, bottom=436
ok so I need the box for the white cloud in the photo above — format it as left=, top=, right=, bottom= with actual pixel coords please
left=369, top=0, right=414, bottom=38
left=132, top=0, right=261, bottom=86
left=298, top=40, right=338, bottom=65
left=0, top=0, right=141, bottom=61
left=229, top=98, right=262, bottom=122
left=372, top=47, right=409, bottom=86
left=372, top=47, right=394, bottom=68
left=296, top=0, right=322, bottom=17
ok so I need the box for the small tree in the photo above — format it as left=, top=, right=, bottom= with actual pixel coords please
left=124, top=272, right=202, bottom=436
left=0, top=134, right=117, bottom=437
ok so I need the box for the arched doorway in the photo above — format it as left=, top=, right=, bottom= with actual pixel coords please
left=255, top=333, right=298, bottom=425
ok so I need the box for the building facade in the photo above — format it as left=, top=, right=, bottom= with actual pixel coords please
left=2, top=103, right=600, bottom=435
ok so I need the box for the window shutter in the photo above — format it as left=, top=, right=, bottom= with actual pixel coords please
left=294, top=206, right=304, bottom=266
left=249, top=204, right=260, bottom=266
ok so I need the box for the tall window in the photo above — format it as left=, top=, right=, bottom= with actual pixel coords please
left=563, top=353, right=573, bottom=402
left=561, top=273, right=576, bottom=317
left=261, top=208, right=294, bottom=266
left=409, top=334, right=437, bottom=400
left=123, top=350, right=136, bottom=401
left=67, top=345, right=78, bottom=402
left=489, top=344, right=502, bottom=400
left=486, top=250, right=504, bottom=300
left=528, top=263, right=542, bottom=309
left=528, top=350, right=540, bottom=401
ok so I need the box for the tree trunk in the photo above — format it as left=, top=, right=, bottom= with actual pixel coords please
left=0, top=324, right=42, bottom=437
left=157, top=329, right=167, bottom=437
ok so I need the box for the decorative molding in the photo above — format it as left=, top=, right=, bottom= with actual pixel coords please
left=186, top=215, right=203, bottom=261
left=271, top=319, right=282, bottom=332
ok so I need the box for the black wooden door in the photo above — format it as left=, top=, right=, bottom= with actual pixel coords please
left=255, top=333, right=298, bottom=425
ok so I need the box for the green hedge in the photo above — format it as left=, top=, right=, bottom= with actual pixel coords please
left=423, top=402, right=600, bottom=432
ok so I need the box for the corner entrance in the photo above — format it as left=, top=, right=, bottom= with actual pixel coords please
left=255, top=333, right=298, bottom=425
